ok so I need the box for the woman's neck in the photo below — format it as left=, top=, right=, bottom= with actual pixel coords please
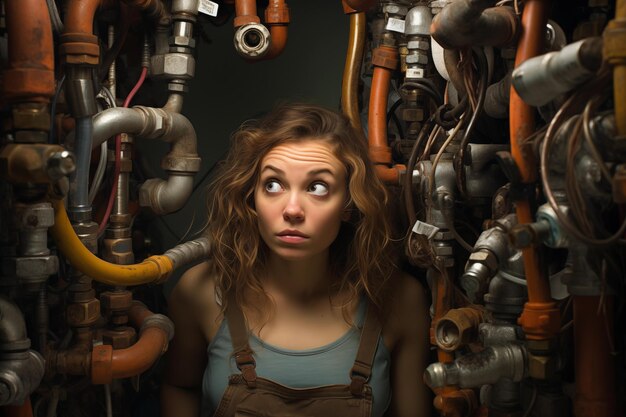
left=262, top=252, right=332, bottom=301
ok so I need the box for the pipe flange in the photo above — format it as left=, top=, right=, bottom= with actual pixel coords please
left=161, top=155, right=201, bottom=173
left=141, top=314, right=175, bottom=342
left=234, top=23, right=271, bottom=58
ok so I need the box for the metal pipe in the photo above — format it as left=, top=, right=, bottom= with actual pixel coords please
left=91, top=302, right=174, bottom=384
left=3, top=0, right=55, bottom=104
left=573, top=296, right=617, bottom=417
left=430, top=0, right=519, bottom=49
left=69, top=118, right=94, bottom=220
left=341, top=10, right=366, bottom=131
left=263, top=0, right=290, bottom=59
left=88, top=106, right=200, bottom=214
left=604, top=0, right=626, bottom=136
left=509, top=0, right=560, bottom=343
left=0, top=295, right=29, bottom=344
left=343, top=0, right=377, bottom=12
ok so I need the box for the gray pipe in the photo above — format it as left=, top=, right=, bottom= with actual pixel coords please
left=69, top=117, right=94, bottom=220
left=90, top=106, right=200, bottom=214
left=0, top=296, right=45, bottom=406
left=164, top=237, right=211, bottom=269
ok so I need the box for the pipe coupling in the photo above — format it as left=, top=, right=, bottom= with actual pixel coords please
left=140, top=314, right=175, bottom=344
left=234, top=23, right=271, bottom=58
left=435, top=306, right=485, bottom=351
left=0, top=350, right=45, bottom=406
left=164, top=237, right=212, bottom=269
left=424, top=343, right=527, bottom=389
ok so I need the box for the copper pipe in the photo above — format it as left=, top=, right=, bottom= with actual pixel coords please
left=234, top=0, right=260, bottom=27
left=369, top=65, right=393, bottom=157
left=91, top=303, right=173, bottom=384
left=604, top=0, right=626, bottom=136
left=3, top=398, right=34, bottom=417
left=343, top=0, right=378, bottom=12
left=573, top=296, right=616, bottom=417
left=64, top=0, right=101, bottom=37
left=3, top=0, right=55, bottom=104
left=263, top=0, right=289, bottom=59
left=509, top=0, right=560, bottom=341
left=341, top=11, right=366, bottom=131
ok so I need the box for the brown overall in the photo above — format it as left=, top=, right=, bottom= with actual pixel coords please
left=211, top=295, right=383, bottom=417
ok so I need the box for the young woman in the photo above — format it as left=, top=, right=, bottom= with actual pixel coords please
left=161, top=104, right=431, bottom=417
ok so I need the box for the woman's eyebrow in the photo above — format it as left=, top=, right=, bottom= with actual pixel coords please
left=260, top=165, right=284, bottom=175
left=307, top=168, right=335, bottom=177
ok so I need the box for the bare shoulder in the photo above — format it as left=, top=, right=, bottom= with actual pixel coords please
left=382, top=270, right=430, bottom=349
left=169, top=261, right=223, bottom=341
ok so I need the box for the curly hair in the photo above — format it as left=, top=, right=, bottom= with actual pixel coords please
left=205, top=103, right=395, bottom=319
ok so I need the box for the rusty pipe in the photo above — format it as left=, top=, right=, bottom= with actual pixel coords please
left=341, top=10, right=366, bottom=131
left=263, top=0, right=290, bottom=59
left=431, top=0, right=519, bottom=49
left=235, top=0, right=260, bottom=26
left=573, top=296, right=616, bottom=417
left=91, top=302, right=174, bottom=384
left=508, top=0, right=560, bottom=342
left=3, top=0, right=55, bottom=104
left=121, top=0, right=170, bottom=23
left=64, top=0, right=101, bottom=36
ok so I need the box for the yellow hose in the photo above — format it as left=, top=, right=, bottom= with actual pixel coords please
left=50, top=199, right=173, bottom=286
left=605, top=0, right=626, bottom=136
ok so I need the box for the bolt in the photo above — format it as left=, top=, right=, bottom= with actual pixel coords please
left=0, top=382, right=12, bottom=404
left=47, top=151, right=75, bottom=180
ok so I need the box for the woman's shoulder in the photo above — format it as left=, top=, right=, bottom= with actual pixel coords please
left=169, top=261, right=223, bottom=340
left=381, top=269, right=430, bottom=348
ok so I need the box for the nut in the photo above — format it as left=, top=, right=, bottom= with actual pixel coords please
left=66, top=298, right=101, bottom=327
left=169, top=35, right=196, bottom=49
left=402, top=108, right=424, bottom=122
left=2, top=256, right=59, bottom=278
left=405, top=52, right=429, bottom=65
left=103, top=327, right=136, bottom=349
left=14, top=204, right=55, bottom=229
left=527, top=352, right=558, bottom=380
left=382, top=3, right=408, bottom=16
left=407, top=40, right=430, bottom=51
left=468, top=249, right=498, bottom=272
left=151, top=53, right=195, bottom=79
left=100, top=291, right=133, bottom=312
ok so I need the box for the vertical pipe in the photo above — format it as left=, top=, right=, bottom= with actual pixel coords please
left=608, top=0, right=626, bottom=136
left=509, top=0, right=560, bottom=342
left=341, top=10, right=366, bottom=131
left=3, top=0, right=55, bottom=104
left=573, top=296, right=616, bottom=417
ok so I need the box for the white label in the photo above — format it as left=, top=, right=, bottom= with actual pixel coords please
left=406, top=68, right=425, bottom=79
left=412, top=220, right=439, bottom=239
left=385, top=17, right=406, bottom=33
left=198, top=0, right=219, bottom=16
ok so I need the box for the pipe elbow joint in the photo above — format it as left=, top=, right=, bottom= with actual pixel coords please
left=234, top=23, right=271, bottom=59
left=139, top=174, right=194, bottom=214
left=0, top=351, right=45, bottom=406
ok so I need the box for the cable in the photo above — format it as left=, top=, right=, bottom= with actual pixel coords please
left=46, top=0, right=64, bottom=34
left=98, top=67, right=148, bottom=236
left=540, top=70, right=626, bottom=246
left=387, top=97, right=405, bottom=140
left=49, top=75, right=66, bottom=144
left=400, top=80, right=444, bottom=106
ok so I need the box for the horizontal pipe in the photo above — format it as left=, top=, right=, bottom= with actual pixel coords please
left=431, top=0, right=519, bottom=49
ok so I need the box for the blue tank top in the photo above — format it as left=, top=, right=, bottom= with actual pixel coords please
left=201, top=297, right=392, bottom=417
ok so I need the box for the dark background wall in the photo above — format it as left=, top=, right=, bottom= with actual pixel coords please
left=135, top=1, right=350, bottom=294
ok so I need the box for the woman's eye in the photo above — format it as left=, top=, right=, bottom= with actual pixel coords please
left=308, top=182, right=329, bottom=196
left=264, top=180, right=283, bottom=193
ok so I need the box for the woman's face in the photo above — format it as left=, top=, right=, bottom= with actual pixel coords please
left=254, top=139, right=348, bottom=262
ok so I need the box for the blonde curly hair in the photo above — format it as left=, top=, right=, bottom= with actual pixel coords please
left=206, top=103, right=395, bottom=318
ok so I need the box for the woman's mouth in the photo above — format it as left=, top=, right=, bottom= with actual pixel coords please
left=276, top=230, right=309, bottom=243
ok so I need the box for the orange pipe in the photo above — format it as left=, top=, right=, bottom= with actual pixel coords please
left=509, top=0, right=560, bottom=340
left=234, top=0, right=260, bottom=27
left=3, top=0, right=55, bottom=104
left=341, top=11, right=366, bottom=131
left=263, top=0, right=290, bottom=59
left=2, top=398, right=34, bottom=417
left=369, top=66, right=393, bottom=155
left=573, top=296, right=616, bottom=417
left=64, top=0, right=101, bottom=36
left=91, top=303, right=170, bottom=384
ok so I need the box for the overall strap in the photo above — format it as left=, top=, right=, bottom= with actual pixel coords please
left=349, top=301, right=383, bottom=396
left=224, top=291, right=257, bottom=387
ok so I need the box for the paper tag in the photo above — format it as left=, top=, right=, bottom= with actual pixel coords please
left=412, top=220, right=439, bottom=239
left=406, top=68, right=425, bottom=79
left=385, top=17, right=406, bottom=33
left=198, top=0, right=219, bottom=17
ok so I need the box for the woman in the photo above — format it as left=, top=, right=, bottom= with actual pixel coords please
left=161, top=103, right=430, bottom=417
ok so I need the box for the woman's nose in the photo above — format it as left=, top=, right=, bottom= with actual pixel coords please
left=283, top=193, right=304, bottom=222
